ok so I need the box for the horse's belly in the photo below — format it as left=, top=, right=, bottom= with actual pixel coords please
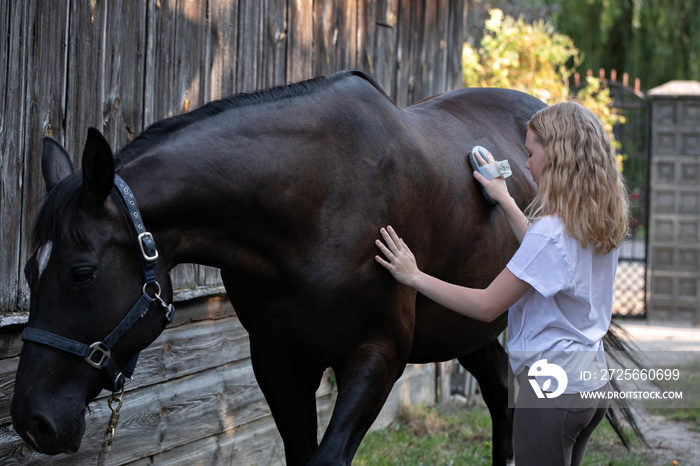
left=407, top=306, right=507, bottom=363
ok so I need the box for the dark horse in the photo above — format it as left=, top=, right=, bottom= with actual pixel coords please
left=12, top=71, right=545, bottom=464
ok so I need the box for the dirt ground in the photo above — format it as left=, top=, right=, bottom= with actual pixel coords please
left=616, top=320, right=700, bottom=465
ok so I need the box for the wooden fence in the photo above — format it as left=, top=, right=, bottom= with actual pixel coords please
left=0, top=0, right=468, bottom=463
left=1, top=0, right=465, bottom=313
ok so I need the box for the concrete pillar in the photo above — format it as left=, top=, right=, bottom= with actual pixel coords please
left=647, top=81, right=700, bottom=324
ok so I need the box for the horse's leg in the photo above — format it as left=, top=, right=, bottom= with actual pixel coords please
left=249, top=338, right=324, bottom=465
left=309, top=338, right=408, bottom=465
left=221, top=273, right=324, bottom=465
left=458, top=338, right=513, bottom=466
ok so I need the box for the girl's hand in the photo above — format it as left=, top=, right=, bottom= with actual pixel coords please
left=472, top=151, right=512, bottom=206
left=375, top=226, right=420, bottom=286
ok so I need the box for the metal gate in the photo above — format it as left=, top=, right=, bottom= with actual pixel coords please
left=609, top=79, right=651, bottom=318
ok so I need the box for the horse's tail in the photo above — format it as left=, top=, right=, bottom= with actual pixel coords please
left=603, top=321, right=650, bottom=449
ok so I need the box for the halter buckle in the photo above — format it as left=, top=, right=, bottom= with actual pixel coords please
left=86, top=342, right=111, bottom=369
left=138, top=232, right=159, bottom=262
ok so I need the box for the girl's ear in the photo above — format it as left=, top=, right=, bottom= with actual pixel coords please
left=81, top=127, right=115, bottom=207
left=41, top=137, right=75, bottom=193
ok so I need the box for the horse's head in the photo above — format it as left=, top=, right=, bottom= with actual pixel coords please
left=11, top=128, right=173, bottom=455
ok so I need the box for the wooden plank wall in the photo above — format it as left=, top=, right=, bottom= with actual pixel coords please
left=1, top=0, right=467, bottom=314
left=0, top=0, right=468, bottom=463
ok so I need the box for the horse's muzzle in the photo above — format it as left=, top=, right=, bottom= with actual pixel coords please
left=11, top=394, right=85, bottom=455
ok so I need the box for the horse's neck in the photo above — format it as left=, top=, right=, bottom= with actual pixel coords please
left=115, top=130, right=293, bottom=272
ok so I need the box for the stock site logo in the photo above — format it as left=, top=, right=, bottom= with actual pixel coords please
left=528, top=359, right=568, bottom=398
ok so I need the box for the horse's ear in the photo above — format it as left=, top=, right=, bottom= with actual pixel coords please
left=42, top=137, right=74, bottom=193
left=81, top=127, right=115, bottom=207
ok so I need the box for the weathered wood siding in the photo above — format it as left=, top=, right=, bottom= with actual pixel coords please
left=1, top=0, right=466, bottom=314
left=0, top=0, right=468, bottom=463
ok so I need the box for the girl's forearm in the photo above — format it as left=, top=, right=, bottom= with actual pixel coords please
left=375, top=225, right=530, bottom=322
left=407, top=267, right=531, bottom=324
left=408, top=271, right=497, bottom=322
left=500, top=196, right=530, bottom=243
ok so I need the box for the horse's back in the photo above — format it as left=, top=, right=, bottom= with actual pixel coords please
left=398, top=86, right=544, bottom=252
left=398, top=88, right=546, bottom=361
left=178, top=73, right=546, bottom=362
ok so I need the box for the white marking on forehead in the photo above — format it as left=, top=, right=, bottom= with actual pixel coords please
left=37, top=240, right=53, bottom=281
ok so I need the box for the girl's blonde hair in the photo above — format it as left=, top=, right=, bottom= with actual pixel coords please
left=526, top=102, right=629, bottom=254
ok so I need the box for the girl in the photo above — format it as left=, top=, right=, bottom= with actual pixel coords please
left=375, top=102, right=628, bottom=466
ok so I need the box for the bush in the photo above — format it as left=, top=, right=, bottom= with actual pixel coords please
left=463, top=9, right=625, bottom=156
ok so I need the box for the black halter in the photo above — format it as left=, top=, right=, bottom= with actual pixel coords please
left=21, top=175, right=174, bottom=392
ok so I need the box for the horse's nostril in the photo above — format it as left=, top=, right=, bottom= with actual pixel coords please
left=30, top=413, right=58, bottom=448
left=35, top=416, right=55, bottom=436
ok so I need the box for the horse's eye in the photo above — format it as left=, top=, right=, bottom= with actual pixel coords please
left=72, top=267, right=96, bottom=287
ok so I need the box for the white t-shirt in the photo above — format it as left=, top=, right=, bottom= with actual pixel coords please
left=506, top=215, right=618, bottom=393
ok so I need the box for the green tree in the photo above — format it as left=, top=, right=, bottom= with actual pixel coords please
left=463, top=9, right=576, bottom=102
left=551, top=0, right=700, bottom=89
left=463, top=9, right=625, bottom=155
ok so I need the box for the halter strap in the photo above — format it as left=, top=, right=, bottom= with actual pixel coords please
left=114, top=176, right=159, bottom=282
left=22, top=175, right=174, bottom=392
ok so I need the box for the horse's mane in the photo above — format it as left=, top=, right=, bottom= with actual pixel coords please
left=115, top=70, right=388, bottom=166
left=32, top=71, right=388, bottom=250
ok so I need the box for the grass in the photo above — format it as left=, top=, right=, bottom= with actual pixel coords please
left=352, top=358, right=700, bottom=465
left=353, top=400, right=658, bottom=466
left=353, top=403, right=492, bottom=465
left=582, top=421, right=658, bottom=466
left=647, top=359, right=700, bottom=428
